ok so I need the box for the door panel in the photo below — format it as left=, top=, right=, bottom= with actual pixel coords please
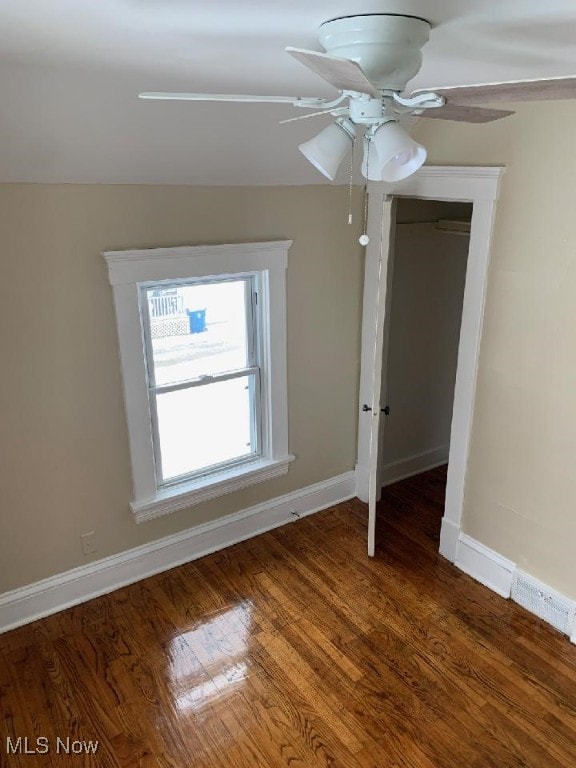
left=357, top=193, right=397, bottom=556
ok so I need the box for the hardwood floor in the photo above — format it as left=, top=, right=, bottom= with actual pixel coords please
left=2, top=466, right=576, bottom=767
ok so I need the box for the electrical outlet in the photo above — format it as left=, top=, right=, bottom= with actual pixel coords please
left=80, top=531, right=97, bottom=555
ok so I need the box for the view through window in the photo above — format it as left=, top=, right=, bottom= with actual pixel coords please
left=143, top=277, right=260, bottom=484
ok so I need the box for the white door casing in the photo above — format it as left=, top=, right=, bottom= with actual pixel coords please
left=355, top=166, right=504, bottom=561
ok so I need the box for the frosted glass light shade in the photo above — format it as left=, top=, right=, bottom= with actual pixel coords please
left=299, top=121, right=354, bottom=180
left=362, top=122, right=426, bottom=182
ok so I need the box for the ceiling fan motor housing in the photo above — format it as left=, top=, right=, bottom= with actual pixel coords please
left=319, top=14, right=431, bottom=92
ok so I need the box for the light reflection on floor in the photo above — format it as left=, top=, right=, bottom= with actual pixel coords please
left=169, top=601, right=252, bottom=712
left=175, top=662, right=249, bottom=712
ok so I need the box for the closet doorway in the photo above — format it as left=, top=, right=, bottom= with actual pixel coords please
left=355, top=167, right=504, bottom=559
left=379, top=198, right=472, bottom=496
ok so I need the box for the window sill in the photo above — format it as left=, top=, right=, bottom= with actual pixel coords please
left=131, top=455, right=295, bottom=523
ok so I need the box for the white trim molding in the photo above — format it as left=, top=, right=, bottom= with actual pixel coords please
left=132, top=456, right=294, bottom=523
left=102, top=239, right=293, bottom=520
left=454, top=532, right=576, bottom=645
left=356, top=165, right=505, bottom=565
left=381, top=165, right=506, bottom=201
left=439, top=519, right=460, bottom=565
left=103, top=240, right=293, bottom=285
left=455, top=534, right=515, bottom=598
left=0, top=471, right=355, bottom=635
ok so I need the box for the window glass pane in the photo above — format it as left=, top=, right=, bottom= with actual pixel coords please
left=146, top=280, right=250, bottom=387
left=156, top=375, right=256, bottom=482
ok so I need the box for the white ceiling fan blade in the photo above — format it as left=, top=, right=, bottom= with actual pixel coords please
left=411, top=75, right=576, bottom=106
left=138, top=92, right=325, bottom=107
left=420, top=104, right=515, bottom=123
left=286, top=47, right=380, bottom=98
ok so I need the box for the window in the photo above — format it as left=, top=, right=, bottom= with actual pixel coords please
left=103, top=241, right=293, bottom=522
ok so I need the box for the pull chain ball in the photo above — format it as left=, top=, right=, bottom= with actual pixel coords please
left=359, top=234, right=370, bottom=246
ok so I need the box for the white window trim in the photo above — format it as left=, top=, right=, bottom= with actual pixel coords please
left=102, top=240, right=294, bottom=523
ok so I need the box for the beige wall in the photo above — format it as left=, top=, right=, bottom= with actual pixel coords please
left=0, top=184, right=364, bottom=592
left=382, top=200, right=470, bottom=468
left=414, top=102, right=576, bottom=600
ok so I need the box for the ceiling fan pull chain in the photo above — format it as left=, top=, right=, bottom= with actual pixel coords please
left=348, top=135, right=356, bottom=224
left=359, top=139, right=370, bottom=246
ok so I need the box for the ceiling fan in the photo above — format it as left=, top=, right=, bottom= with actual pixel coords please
left=140, top=13, right=576, bottom=183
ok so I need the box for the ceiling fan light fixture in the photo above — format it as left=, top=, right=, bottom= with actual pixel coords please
left=393, top=149, right=414, bottom=166
left=365, top=121, right=426, bottom=182
left=298, top=118, right=355, bottom=180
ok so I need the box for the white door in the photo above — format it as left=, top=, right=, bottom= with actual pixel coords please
left=356, top=192, right=397, bottom=556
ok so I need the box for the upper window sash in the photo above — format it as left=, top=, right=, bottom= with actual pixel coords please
left=139, top=274, right=259, bottom=390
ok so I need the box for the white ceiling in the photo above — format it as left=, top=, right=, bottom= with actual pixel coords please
left=2, top=0, right=576, bottom=185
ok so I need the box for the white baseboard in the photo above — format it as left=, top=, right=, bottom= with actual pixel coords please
left=453, top=532, right=576, bottom=644
left=455, top=534, right=515, bottom=598
left=381, top=445, right=449, bottom=487
left=0, top=471, right=355, bottom=635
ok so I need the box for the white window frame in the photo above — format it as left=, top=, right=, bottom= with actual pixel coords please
left=102, top=240, right=294, bottom=523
